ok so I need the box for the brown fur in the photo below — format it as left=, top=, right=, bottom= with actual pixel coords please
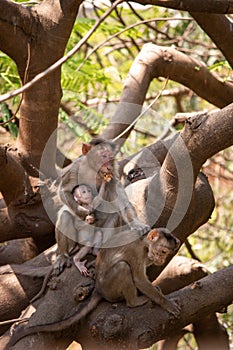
left=7, top=228, right=180, bottom=347
left=55, top=139, right=150, bottom=259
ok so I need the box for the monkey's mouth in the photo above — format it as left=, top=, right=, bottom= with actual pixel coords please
left=149, top=255, right=165, bottom=265
left=155, top=257, right=166, bottom=265
left=148, top=247, right=170, bottom=265
left=103, top=172, right=113, bottom=182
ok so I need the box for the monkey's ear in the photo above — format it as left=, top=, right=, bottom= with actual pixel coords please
left=147, top=229, right=159, bottom=241
left=82, top=143, right=92, bottom=155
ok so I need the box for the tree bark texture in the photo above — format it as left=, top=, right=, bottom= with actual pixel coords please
left=190, top=13, right=233, bottom=68
left=131, top=0, right=233, bottom=14
left=0, top=0, right=83, bottom=172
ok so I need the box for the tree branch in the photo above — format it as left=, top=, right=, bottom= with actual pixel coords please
left=0, top=255, right=209, bottom=341
left=3, top=265, right=232, bottom=349
left=142, top=105, right=232, bottom=236
left=0, top=0, right=30, bottom=61
left=80, top=266, right=233, bottom=349
left=0, top=238, right=38, bottom=266
left=190, top=12, right=233, bottom=68
left=0, top=0, right=84, bottom=172
left=131, top=0, right=233, bottom=14
left=101, top=44, right=233, bottom=144
left=0, top=146, right=55, bottom=243
left=181, top=105, right=233, bottom=178
left=120, top=104, right=233, bottom=242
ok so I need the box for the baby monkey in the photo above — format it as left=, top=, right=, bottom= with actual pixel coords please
left=72, top=183, right=103, bottom=276
left=31, top=183, right=104, bottom=302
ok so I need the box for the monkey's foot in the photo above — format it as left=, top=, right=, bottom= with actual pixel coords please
left=165, top=298, right=181, bottom=318
left=53, top=254, right=72, bottom=276
left=127, top=295, right=149, bottom=307
left=130, top=222, right=151, bottom=236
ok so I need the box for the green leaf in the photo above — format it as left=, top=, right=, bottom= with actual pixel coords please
left=0, top=103, right=18, bottom=138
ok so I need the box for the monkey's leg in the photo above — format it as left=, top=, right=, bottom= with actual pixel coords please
left=73, top=246, right=91, bottom=276
left=56, top=228, right=76, bottom=255
left=53, top=253, right=72, bottom=276
left=103, top=261, right=148, bottom=307
left=91, top=180, right=106, bottom=210
left=92, top=230, right=102, bottom=255
left=54, top=208, right=80, bottom=275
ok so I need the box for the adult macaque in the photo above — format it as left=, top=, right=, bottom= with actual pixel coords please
left=56, top=138, right=150, bottom=260
left=7, top=228, right=180, bottom=346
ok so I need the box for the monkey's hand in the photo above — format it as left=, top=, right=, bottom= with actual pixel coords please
left=85, top=214, right=95, bottom=224
left=74, top=260, right=89, bottom=277
left=75, top=206, right=90, bottom=220
left=129, top=220, right=150, bottom=236
left=164, top=298, right=181, bottom=318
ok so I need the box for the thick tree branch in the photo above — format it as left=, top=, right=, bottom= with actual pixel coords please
left=101, top=44, right=233, bottom=144
left=3, top=265, right=232, bottom=349
left=0, top=0, right=83, bottom=172
left=120, top=103, right=232, bottom=244
left=0, top=146, right=55, bottom=243
left=0, top=0, right=30, bottom=61
left=0, top=238, right=38, bottom=266
left=190, top=13, right=233, bottom=68
left=0, top=146, right=33, bottom=206
left=0, top=255, right=209, bottom=341
left=0, top=208, right=14, bottom=241
left=0, top=245, right=57, bottom=336
left=128, top=106, right=232, bottom=239
left=79, top=266, right=233, bottom=349
left=131, top=0, right=233, bottom=14
left=182, top=106, right=233, bottom=167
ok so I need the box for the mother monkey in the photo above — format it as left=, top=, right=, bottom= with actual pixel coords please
left=55, top=138, right=150, bottom=264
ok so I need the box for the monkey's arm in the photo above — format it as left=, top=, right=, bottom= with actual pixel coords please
left=75, top=204, right=90, bottom=219
left=90, top=180, right=106, bottom=211
left=73, top=246, right=90, bottom=262
left=133, top=267, right=180, bottom=317
left=59, top=159, right=80, bottom=212
left=115, top=183, right=150, bottom=233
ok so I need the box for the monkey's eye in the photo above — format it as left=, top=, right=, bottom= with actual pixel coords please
left=161, top=247, right=170, bottom=255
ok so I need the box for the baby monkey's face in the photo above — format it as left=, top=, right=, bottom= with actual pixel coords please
left=73, top=185, right=93, bottom=205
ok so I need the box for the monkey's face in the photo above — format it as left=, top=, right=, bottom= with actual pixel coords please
left=147, top=228, right=180, bottom=266
left=148, top=243, right=173, bottom=265
left=73, top=185, right=93, bottom=205
left=89, top=145, right=115, bottom=182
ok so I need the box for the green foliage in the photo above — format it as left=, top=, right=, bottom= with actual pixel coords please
left=0, top=52, right=20, bottom=90
left=0, top=53, right=21, bottom=139
left=0, top=103, right=18, bottom=139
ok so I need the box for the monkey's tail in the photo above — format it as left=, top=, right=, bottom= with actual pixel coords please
left=6, top=291, right=102, bottom=348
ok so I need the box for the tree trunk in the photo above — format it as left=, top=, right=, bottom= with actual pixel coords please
left=0, top=0, right=82, bottom=244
